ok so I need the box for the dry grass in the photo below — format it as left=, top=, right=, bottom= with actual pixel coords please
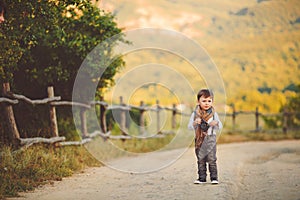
left=0, top=145, right=100, bottom=198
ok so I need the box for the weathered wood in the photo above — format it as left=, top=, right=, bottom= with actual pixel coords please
left=48, top=86, right=59, bottom=137
left=130, top=104, right=150, bottom=111
left=107, top=105, right=131, bottom=111
left=51, top=101, right=91, bottom=109
left=59, top=138, right=91, bottom=146
left=12, top=93, right=61, bottom=104
left=0, top=97, right=18, bottom=104
left=80, top=108, right=88, bottom=138
left=20, top=136, right=65, bottom=146
left=139, top=101, right=146, bottom=135
left=172, top=104, right=177, bottom=129
left=99, top=103, right=107, bottom=133
left=255, top=107, right=260, bottom=132
left=283, top=107, right=288, bottom=134
left=232, top=104, right=236, bottom=130
left=156, top=100, right=161, bottom=134
left=89, top=130, right=111, bottom=139
left=109, top=135, right=132, bottom=140
left=97, top=97, right=107, bottom=133
left=90, top=100, right=108, bottom=107
left=119, top=96, right=127, bottom=136
left=2, top=83, right=20, bottom=145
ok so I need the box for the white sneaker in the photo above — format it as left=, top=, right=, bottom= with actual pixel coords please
left=194, top=179, right=206, bottom=184
left=211, top=180, right=219, bottom=184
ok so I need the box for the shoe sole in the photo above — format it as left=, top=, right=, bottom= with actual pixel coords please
left=194, top=181, right=206, bottom=184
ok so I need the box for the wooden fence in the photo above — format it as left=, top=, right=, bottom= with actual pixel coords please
left=0, top=83, right=190, bottom=148
left=225, top=104, right=298, bottom=133
left=0, top=83, right=298, bottom=148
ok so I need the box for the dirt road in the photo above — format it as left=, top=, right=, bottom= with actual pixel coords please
left=10, top=140, right=300, bottom=200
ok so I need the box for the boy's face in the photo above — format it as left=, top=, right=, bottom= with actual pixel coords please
left=0, top=12, right=4, bottom=23
left=198, top=96, right=213, bottom=111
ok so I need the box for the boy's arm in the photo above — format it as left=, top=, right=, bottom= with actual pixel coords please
left=213, top=112, right=223, bottom=130
left=187, top=112, right=195, bottom=130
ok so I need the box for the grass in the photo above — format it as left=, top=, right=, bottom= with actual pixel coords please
left=218, top=131, right=300, bottom=144
left=0, top=144, right=100, bottom=199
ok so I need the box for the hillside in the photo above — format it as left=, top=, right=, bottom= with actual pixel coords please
left=97, top=0, right=300, bottom=112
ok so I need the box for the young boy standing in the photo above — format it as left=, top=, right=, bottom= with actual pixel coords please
left=188, top=89, right=222, bottom=184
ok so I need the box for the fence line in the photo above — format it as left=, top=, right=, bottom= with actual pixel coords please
left=1, top=83, right=298, bottom=148
left=0, top=84, right=186, bottom=148
left=224, top=105, right=299, bottom=133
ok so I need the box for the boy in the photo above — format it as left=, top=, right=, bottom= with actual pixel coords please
left=188, top=89, right=222, bottom=184
left=0, top=0, right=6, bottom=23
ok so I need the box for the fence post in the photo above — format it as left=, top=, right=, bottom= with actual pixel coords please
left=283, top=107, right=288, bottom=134
left=139, top=101, right=146, bottom=135
left=255, top=107, right=259, bottom=132
left=232, top=104, right=236, bottom=130
left=47, top=86, right=59, bottom=137
left=80, top=108, right=88, bottom=138
left=172, top=103, right=177, bottom=129
left=119, top=96, right=127, bottom=136
left=99, top=97, right=107, bottom=133
left=2, top=82, right=20, bottom=145
left=156, top=100, right=161, bottom=134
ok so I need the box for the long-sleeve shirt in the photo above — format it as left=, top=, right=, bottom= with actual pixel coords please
left=187, top=111, right=223, bottom=135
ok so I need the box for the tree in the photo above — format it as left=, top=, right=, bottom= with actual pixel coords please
left=283, top=84, right=300, bottom=128
left=0, top=0, right=126, bottom=141
left=1, top=0, right=125, bottom=97
left=263, top=84, right=300, bottom=130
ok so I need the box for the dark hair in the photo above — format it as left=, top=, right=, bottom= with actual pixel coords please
left=197, top=89, right=214, bottom=101
left=0, top=0, right=6, bottom=15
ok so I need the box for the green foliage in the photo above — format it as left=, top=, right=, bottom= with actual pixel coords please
left=0, top=0, right=125, bottom=95
left=0, top=0, right=126, bottom=139
left=104, top=108, right=143, bottom=135
left=263, top=84, right=300, bottom=129
left=262, top=115, right=281, bottom=129
left=0, top=145, right=100, bottom=198
left=283, top=84, right=300, bottom=127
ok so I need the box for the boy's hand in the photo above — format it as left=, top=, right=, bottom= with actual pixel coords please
left=193, top=118, right=201, bottom=128
left=194, top=118, right=201, bottom=125
left=209, top=120, right=219, bottom=127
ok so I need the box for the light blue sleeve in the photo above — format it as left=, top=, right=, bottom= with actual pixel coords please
left=187, top=112, right=195, bottom=130
left=214, top=112, right=223, bottom=130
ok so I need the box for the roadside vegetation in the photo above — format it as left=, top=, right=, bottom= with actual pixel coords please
left=0, top=145, right=100, bottom=199
left=1, top=130, right=299, bottom=198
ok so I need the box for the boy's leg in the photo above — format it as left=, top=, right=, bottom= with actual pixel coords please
left=207, top=135, right=218, bottom=181
left=195, top=148, right=207, bottom=182
left=198, top=156, right=207, bottom=182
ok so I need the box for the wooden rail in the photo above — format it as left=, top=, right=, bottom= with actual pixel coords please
left=1, top=83, right=298, bottom=148
left=0, top=84, right=185, bottom=147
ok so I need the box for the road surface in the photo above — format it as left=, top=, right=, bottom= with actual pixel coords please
left=10, top=140, right=300, bottom=200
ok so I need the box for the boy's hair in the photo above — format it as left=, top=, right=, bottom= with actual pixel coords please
left=197, top=89, right=214, bottom=101
left=0, top=0, right=6, bottom=15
